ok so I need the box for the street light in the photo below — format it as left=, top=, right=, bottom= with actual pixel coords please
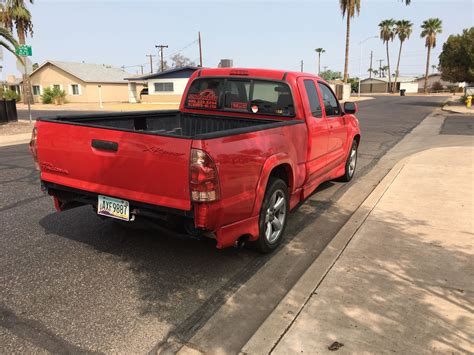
left=358, top=36, right=378, bottom=98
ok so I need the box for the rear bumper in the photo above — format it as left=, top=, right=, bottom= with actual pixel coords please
left=43, top=180, right=259, bottom=249
left=42, top=180, right=193, bottom=218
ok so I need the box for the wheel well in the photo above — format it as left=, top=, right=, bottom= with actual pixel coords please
left=269, top=164, right=293, bottom=191
left=353, top=134, right=360, bottom=145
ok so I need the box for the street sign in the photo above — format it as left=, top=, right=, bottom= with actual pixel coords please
left=15, top=45, right=32, bottom=57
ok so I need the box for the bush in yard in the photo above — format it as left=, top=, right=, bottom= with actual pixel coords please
left=41, top=87, right=54, bottom=104
left=2, top=89, right=21, bottom=101
left=431, top=81, right=444, bottom=92
left=41, top=87, right=67, bottom=104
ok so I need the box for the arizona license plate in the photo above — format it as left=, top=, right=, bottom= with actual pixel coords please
left=97, top=195, right=129, bottom=221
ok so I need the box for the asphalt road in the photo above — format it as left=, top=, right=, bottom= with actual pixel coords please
left=0, top=96, right=448, bottom=353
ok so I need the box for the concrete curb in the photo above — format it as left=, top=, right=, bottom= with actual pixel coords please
left=241, top=156, right=410, bottom=354
left=0, top=133, right=31, bottom=147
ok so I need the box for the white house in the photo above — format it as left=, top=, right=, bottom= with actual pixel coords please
left=360, top=77, right=418, bottom=94
left=415, top=73, right=465, bottom=92
left=126, top=66, right=200, bottom=104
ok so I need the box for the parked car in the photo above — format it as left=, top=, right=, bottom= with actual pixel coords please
left=30, top=68, right=360, bottom=253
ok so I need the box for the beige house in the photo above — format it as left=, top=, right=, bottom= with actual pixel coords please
left=27, top=61, right=136, bottom=103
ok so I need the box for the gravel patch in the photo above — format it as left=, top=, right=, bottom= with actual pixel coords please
left=0, top=121, right=35, bottom=136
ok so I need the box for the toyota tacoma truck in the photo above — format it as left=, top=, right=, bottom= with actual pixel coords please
left=30, top=68, right=360, bottom=253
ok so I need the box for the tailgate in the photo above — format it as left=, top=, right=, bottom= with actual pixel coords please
left=36, top=121, right=192, bottom=211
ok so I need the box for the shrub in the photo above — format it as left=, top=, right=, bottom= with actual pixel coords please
left=41, top=87, right=54, bottom=104
left=41, top=87, right=67, bottom=104
left=2, top=89, right=21, bottom=101
left=431, top=81, right=444, bottom=92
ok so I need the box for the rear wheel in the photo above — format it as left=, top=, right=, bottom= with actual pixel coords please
left=254, top=178, right=289, bottom=253
left=339, top=140, right=358, bottom=182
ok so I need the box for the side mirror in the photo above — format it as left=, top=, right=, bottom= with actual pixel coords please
left=344, top=102, right=358, bottom=114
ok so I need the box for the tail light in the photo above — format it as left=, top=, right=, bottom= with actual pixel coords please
left=29, top=126, right=39, bottom=170
left=190, top=148, right=220, bottom=202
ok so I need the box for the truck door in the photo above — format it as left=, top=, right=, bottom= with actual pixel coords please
left=317, top=82, right=347, bottom=168
left=298, top=78, right=330, bottom=181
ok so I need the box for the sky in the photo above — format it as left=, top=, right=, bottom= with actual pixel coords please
left=1, top=0, right=473, bottom=80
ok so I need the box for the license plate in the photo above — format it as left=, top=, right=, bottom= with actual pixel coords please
left=97, top=195, right=129, bottom=221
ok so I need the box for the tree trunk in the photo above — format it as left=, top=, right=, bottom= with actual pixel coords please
left=386, top=41, right=392, bottom=93
left=343, top=14, right=351, bottom=83
left=424, top=45, right=431, bottom=94
left=318, top=53, right=321, bottom=74
left=393, top=40, right=403, bottom=94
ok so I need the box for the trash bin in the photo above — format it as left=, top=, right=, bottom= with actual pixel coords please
left=0, top=100, right=18, bottom=124
left=400, top=89, right=406, bottom=96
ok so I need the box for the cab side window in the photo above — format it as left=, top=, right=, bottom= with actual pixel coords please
left=303, top=79, right=322, bottom=118
left=317, top=83, right=341, bottom=116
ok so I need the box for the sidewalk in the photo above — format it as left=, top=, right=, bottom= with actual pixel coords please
left=243, top=147, right=474, bottom=354
left=442, top=98, right=474, bottom=114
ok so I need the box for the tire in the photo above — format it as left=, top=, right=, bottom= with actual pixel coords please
left=253, top=178, right=289, bottom=253
left=339, top=140, right=358, bottom=182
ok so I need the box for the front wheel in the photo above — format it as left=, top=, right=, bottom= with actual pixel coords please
left=339, top=140, right=358, bottom=182
left=254, top=178, right=289, bottom=253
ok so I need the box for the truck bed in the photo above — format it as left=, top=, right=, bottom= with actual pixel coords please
left=39, top=110, right=294, bottom=139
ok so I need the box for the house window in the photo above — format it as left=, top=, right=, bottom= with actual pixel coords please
left=53, top=84, right=61, bottom=90
left=71, top=84, right=80, bottom=95
left=32, top=85, right=41, bottom=95
left=154, top=82, right=174, bottom=92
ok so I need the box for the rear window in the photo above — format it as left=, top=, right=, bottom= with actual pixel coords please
left=185, top=78, right=295, bottom=117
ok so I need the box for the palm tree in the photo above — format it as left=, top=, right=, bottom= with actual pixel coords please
left=0, top=27, right=20, bottom=58
left=372, top=69, right=379, bottom=77
left=393, top=20, right=413, bottom=93
left=379, top=19, right=396, bottom=93
left=1, top=0, right=34, bottom=104
left=420, top=18, right=442, bottom=94
left=1, top=0, right=34, bottom=45
left=340, top=0, right=361, bottom=83
left=431, top=64, right=437, bottom=73
left=315, top=48, right=325, bottom=74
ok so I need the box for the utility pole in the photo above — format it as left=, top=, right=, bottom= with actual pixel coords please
left=198, top=31, right=203, bottom=67
left=140, top=65, right=144, bottom=75
left=369, top=51, right=373, bottom=78
left=300, top=60, right=304, bottom=72
left=377, top=59, right=384, bottom=78
left=369, top=51, right=374, bottom=93
left=146, top=54, right=156, bottom=73
left=155, top=44, right=169, bottom=72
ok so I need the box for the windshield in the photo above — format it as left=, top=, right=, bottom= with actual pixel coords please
left=185, top=78, right=295, bottom=117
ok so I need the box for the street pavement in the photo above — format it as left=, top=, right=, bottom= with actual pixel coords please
left=0, top=96, right=452, bottom=353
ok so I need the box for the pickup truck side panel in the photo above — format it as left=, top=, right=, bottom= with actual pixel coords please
left=192, top=121, right=307, bottom=231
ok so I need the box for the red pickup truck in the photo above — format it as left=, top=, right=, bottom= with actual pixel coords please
left=30, top=68, right=360, bottom=253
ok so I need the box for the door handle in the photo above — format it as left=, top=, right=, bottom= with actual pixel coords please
left=91, top=139, right=118, bottom=152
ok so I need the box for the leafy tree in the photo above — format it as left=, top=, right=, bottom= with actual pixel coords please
left=379, top=19, right=396, bottom=92
left=32, top=62, right=39, bottom=71
left=340, top=0, right=361, bottom=83
left=439, top=27, right=474, bottom=84
left=393, top=20, right=413, bottom=92
left=315, top=48, right=325, bottom=74
left=421, top=18, right=442, bottom=93
left=170, top=53, right=195, bottom=68
left=319, top=69, right=342, bottom=81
